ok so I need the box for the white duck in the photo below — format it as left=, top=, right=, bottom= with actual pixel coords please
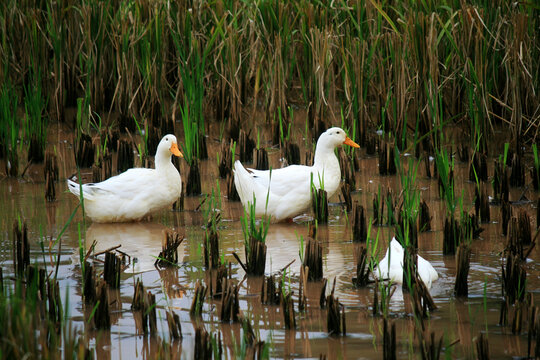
left=374, top=238, right=439, bottom=289
left=67, top=134, right=183, bottom=223
left=233, top=127, right=360, bottom=222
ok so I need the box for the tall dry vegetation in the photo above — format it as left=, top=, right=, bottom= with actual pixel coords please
left=0, top=0, right=538, bottom=163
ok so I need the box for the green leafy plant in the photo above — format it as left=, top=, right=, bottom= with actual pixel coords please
left=0, top=80, right=20, bottom=176
left=240, top=195, right=270, bottom=276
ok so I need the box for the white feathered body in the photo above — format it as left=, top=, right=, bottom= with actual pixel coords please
left=374, top=238, right=439, bottom=289
left=234, top=159, right=340, bottom=222
left=67, top=135, right=182, bottom=223
left=234, top=127, right=356, bottom=222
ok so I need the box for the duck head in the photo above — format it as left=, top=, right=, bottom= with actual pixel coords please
left=157, top=134, right=183, bottom=158
left=317, top=127, right=360, bottom=150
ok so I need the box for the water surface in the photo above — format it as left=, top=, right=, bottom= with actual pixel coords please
left=0, top=125, right=538, bottom=359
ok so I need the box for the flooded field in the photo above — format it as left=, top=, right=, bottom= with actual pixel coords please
left=1, top=0, right=539, bottom=357
left=0, top=121, right=539, bottom=359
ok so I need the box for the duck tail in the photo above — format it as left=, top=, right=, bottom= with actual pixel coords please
left=233, top=160, right=253, bottom=206
left=67, top=178, right=96, bottom=200
left=67, top=178, right=81, bottom=197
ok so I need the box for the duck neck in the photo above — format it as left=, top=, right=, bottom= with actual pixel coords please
left=313, top=143, right=340, bottom=195
left=313, top=143, right=338, bottom=169
left=155, top=151, right=174, bottom=172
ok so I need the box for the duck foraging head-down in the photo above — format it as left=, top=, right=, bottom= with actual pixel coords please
left=374, top=238, right=439, bottom=289
left=233, top=127, right=360, bottom=222
left=67, top=134, right=183, bottom=223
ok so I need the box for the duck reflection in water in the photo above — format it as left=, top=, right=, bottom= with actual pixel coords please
left=86, top=222, right=186, bottom=299
left=86, top=222, right=181, bottom=272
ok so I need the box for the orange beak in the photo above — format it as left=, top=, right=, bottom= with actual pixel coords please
left=343, top=136, right=360, bottom=148
left=169, top=142, right=183, bottom=157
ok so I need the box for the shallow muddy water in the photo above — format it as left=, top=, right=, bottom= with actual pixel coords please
left=0, top=123, right=539, bottom=359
